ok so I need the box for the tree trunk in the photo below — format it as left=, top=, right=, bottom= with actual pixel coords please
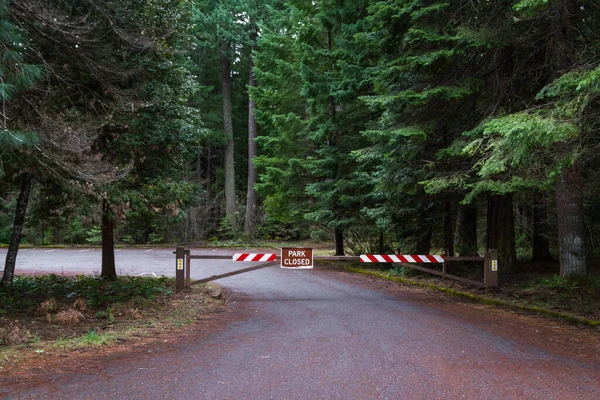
left=327, top=28, right=344, bottom=257
left=454, top=204, right=478, bottom=256
left=556, top=162, right=587, bottom=276
left=532, top=194, right=553, bottom=262
left=415, top=227, right=432, bottom=255
left=221, top=41, right=237, bottom=233
left=101, top=198, right=117, bottom=279
left=1, top=172, right=33, bottom=287
left=444, top=199, right=454, bottom=257
left=244, top=43, right=258, bottom=238
left=549, top=5, right=587, bottom=277
left=378, top=230, right=385, bottom=254
left=476, top=196, right=487, bottom=256
left=334, top=227, right=344, bottom=256
left=487, top=194, right=517, bottom=274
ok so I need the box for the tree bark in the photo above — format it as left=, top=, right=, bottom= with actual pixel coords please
left=1, top=172, right=34, bottom=287
left=327, top=29, right=344, bottom=257
left=221, top=41, right=237, bottom=233
left=334, top=227, right=344, bottom=256
left=244, top=39, right=258, bottom=238
left=532, top=194, right=553, bottom=261
left=486, top=194, right=517, bottom=274
left=444, top=199, right=454, bottom=257
left=454, top=204, right=478, bottom=256
left=101, top=198, right=117, bottom=279
left=556, top=162, right=587, bottom=276
left=378, top=230, right=385, bottom=254
left=415, top=227, right=432, bottom=255
left=550, top=5, right=587, bottom=276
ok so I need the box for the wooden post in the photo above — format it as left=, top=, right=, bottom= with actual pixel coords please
left=442, top=259, right=447, bottom=279
left=176, top=247, right=185, bottom=290
left=185, top=250, right=191, bottom=288
left=484, top=249, right=498, bottom=288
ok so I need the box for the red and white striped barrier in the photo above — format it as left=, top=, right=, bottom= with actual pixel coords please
left=233, top=253, right=277, bottom=262
left=360, top=254, right=444, bottom=263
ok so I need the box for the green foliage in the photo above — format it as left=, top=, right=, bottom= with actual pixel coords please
left=533, top=275, right=600, bottom=292
left=0, top=0, right=42, bottom=178
left=254, top=0, right=376, bottom=245
left=427, top=113, right=581, bottom=202
left=80, top=330, right=109, bottom=346
left=513, top=0, right=550, bottom=16
left=0, top=275, right=175, bottom=313
left=387, top=265, right=422, bottom=278
left=86, top=226, right=102, bottom=244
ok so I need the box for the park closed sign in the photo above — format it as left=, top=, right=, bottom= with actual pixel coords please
left=281, top=248, right=313, bottom=269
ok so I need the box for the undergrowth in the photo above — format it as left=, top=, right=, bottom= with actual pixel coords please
left=0, top=275, right=175, bottom=315
left=530, top=274, right=600, bottom=292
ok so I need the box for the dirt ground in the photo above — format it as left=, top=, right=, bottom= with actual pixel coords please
left=0, top=283, right=228, bottom=375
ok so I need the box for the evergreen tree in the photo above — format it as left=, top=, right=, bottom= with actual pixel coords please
left=254, top=0, right=374, bottom=252
left=252, top=5, right=313, bottom=238
left=444, top=0, right=600, bottom=276
left=0, top=0, right=42, bottom=287
left=357, top=1, right=515, bottom=260
left=5, top=0, right=202, bottom=279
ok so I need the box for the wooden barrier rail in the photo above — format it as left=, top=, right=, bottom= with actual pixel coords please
left=413, top=251, right=498, bottom=288
left=174, top=248, right=498, bottom=290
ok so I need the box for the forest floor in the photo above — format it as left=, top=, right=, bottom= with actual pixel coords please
left=0, top=281, right=227, bottom=373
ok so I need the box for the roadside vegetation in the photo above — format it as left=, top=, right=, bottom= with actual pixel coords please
left=0, top=275, right=225, bottom=369
left=344, top=262, right=600, bottom=325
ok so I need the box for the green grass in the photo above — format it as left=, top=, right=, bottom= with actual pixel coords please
left=80, top=330, right=109, bottom=346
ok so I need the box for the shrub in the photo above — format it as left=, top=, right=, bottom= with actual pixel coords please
left=72, top=298, right=87, bottom=312
left=37, top=298, right=59, bottom=315
left=2, top=275, right=175, bottom=314
left=53, top=308, right=85, bottom=325
left=0, top=322, right=32, bottom=346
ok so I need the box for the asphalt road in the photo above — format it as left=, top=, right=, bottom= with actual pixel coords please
left=1, top=248, right=599, bottom=399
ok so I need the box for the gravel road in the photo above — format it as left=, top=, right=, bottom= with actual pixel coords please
left=1, top=248, right=599, bottom=399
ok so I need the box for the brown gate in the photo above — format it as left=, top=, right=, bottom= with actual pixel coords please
left=174, top=247, right=360, bottom=290
left=174, top=248, right=498, bottom=290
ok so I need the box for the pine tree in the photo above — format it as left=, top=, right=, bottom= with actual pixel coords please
left=253, top=0, right=374, bottom=252
left=451, top=0, right=600, bottom=276
left=5, top=0, right=202, bottom=279
left=0, top=0, right=42, bottom=287
left=357, top=1, right=514, bottom=259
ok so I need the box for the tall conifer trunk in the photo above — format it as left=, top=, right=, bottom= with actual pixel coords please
left=416, top=227, right=432, bottom=255
left=245, top=29, right=258, bottom=238
left=444, top=199, right=454, bottom=257
left=550, top=4, right=588, bottom=276
left=101, top=198, right=116, bottom=279
left=1, top=172, right=33, bottom=287
left=455, top=204, right=477, bottom=256
left=334, top=228, right=344, bottom=256
left=556, top=162, right=587, bottom=276
left=221, top=41, right=237, bottom=233
left=327, top=28, right=344, bottom=256
left=487, top=194, right=516, bottom=274
left=532, top=195, right=553, bottom=261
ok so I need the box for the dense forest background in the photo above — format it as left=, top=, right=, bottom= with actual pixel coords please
left=2, top=0, right=600, bottom=280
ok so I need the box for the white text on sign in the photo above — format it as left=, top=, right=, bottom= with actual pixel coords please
left=280, top=247, right=313, bottom=269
